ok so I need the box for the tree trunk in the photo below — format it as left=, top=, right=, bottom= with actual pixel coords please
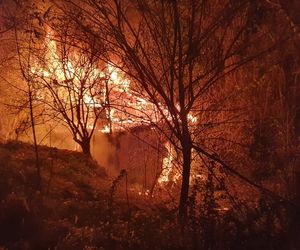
left=179, top=144, right=192, bottom=220
left=28, top=84, right=41, bottom=190
left=178, top=124, right=192, bottom=221
left=80, top=137, right=91, bottom=157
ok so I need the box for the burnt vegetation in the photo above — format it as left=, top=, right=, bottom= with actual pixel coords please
left=1, top=0, right=300, bottom=249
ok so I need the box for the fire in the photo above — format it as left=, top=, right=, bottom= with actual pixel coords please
left=107, top=64, right=130, bottom=92
left=33, top=28, right=199, bottom=185
left=188, top=113, right=198, bottom=123
left=100, top=125, right=110, bottom=134
left=158, top=142, right=177, bottom=184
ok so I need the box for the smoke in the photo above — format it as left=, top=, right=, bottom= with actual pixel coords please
left=91, top=132, right=118, bottom=176
left=10, top=123, right=118, bottom=176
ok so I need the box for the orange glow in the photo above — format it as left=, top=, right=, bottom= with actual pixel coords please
left=34, top=29, right=199, bottom=184
left=157, top=142, right=180, bottom=184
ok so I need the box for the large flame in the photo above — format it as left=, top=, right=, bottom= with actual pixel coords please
left=33, top=29, right=198, bottom=184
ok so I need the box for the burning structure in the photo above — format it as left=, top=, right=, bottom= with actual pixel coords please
left=1, top=0, right=300, bottom=249
left=22, top=24, right=201, bottom=189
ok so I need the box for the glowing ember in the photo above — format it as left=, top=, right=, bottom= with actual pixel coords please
left=188, top=113, right=198, bottom=123
left=158, top=142, right=174, bottom=184
left=100, top=125, right=110, bottom=133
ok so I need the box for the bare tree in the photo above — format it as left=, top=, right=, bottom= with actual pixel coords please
left=60, top=0, right=281, bottom=219
left=28, top=15, right=112, bottom=156
left=14, top=16, right=42, bottom=189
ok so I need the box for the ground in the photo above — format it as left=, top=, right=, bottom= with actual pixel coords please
left=1, top=141, right=299, bottom=250
left=0, top=141, right=180, bottom=250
